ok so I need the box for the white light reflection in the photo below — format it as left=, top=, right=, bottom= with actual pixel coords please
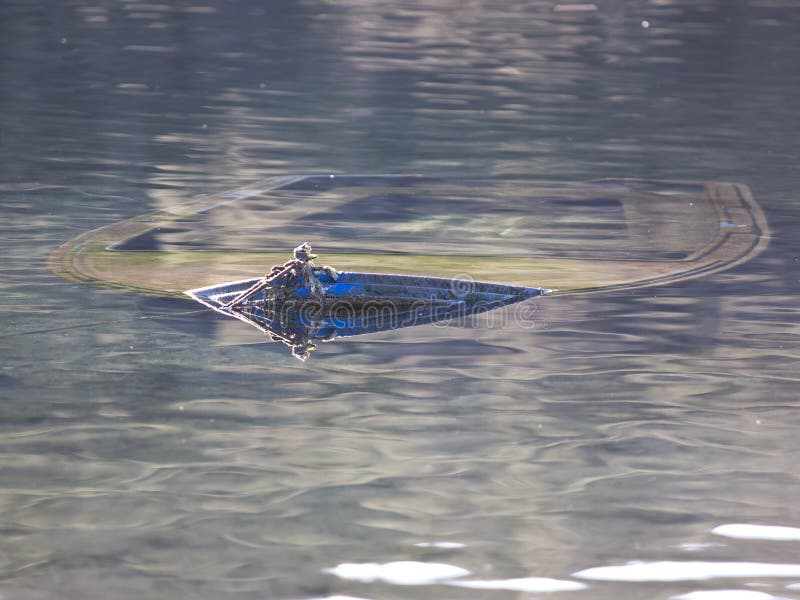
left=323, top=561, right=470, bottom=585
left=307, top=596, right=374, bottom=600
left=712, top=524, right=800, bottom=541
left=413, top=541, right=466, bottom=549
left=678, top=542, right=724, bottom=552
left=449, top=577, right=587, bottom=592
left=671, top=591, right=787, bottom=600
left=307, top=596, right=375, bottom=600
left=574, top=561, right=800, bottom=582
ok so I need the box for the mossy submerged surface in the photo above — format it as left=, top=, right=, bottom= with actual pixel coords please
left=49, top=175, right=768, bottom=298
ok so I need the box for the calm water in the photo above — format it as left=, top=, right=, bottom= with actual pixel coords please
left=2, top=1, right=800, bottom=599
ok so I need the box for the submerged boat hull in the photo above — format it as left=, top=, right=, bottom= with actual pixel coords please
left=50, top=176, right=769, bottom=297
left=186, top=271, right=548, bottom=312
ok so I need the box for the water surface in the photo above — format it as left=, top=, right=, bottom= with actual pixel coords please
left=2, top=1, right=800, bottom=599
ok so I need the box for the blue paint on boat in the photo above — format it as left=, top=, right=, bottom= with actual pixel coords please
left=186, top=271, right=549, bottom=312
left=185, top=271, right=550, bottom=358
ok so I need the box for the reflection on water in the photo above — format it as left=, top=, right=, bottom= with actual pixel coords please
left=323, top=561, right=471, bottom=585
left=712, top=524, right=800, bottom=542
left=574, top=561, right=800, bottom=582
left=3, top=0, right=800, bottom=599
left=324, top=560, right=588, bottom=591
left=671, top=592, right=783, bottom=600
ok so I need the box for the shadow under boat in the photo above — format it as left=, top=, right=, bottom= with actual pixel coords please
left=186, top=271, right=550, bottom=360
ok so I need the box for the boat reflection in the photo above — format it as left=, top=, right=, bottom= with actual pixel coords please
left=228, top=294, right=539, bottom=361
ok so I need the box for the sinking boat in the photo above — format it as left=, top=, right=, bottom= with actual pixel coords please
left=50, top=175, right=769, bottom=297
left=185, top=243, right=550, bottom=360
left=47, top=174, right=770, bottom=359
left=187, top=271, right=548, bottom=311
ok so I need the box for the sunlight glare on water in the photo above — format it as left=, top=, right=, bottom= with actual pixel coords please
left=711, top=524, right=800, bottom=542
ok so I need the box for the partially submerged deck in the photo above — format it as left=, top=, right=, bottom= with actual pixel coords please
left=49, top=175, right=769, bottom=297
